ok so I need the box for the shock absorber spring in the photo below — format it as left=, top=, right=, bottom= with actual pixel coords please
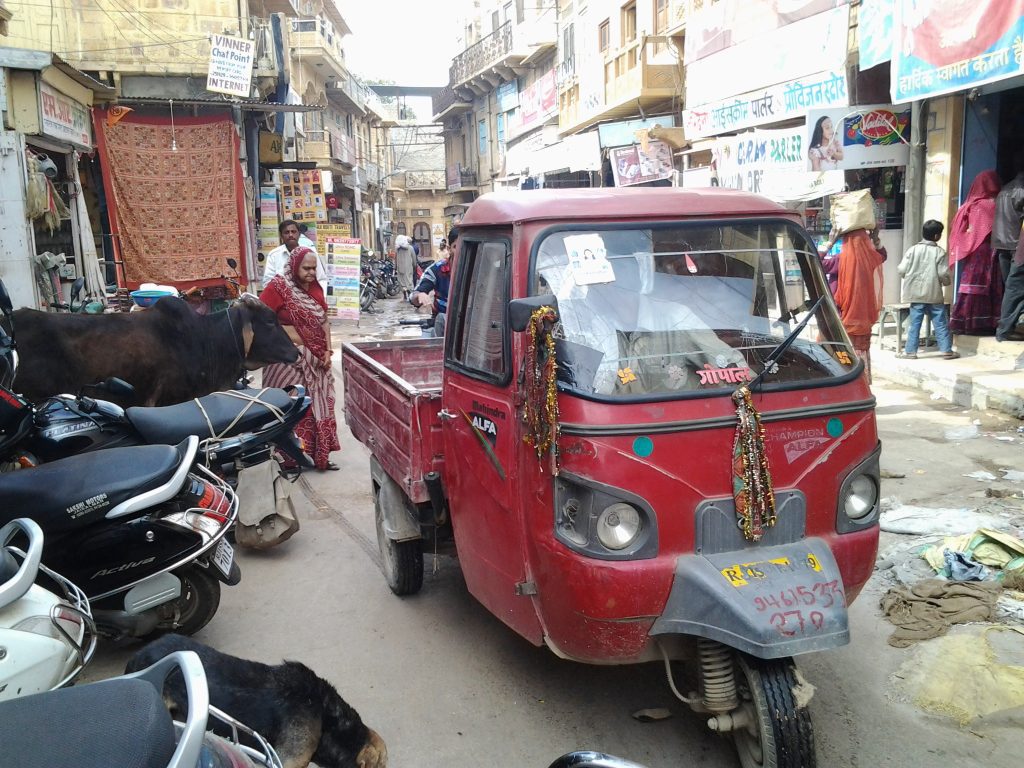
left=698, top=638, right=738, bottom=713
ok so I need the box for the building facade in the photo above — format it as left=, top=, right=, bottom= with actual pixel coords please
left=1, top=0, right=395, bottom=307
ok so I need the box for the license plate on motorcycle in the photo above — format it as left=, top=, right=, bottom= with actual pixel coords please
left=212, top=539, right=234, bottom=577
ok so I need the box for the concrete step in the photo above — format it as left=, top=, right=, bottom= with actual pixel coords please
left=954, top=334, right=1024, bottom=366
left=872, top=342, right=1024, bottom=419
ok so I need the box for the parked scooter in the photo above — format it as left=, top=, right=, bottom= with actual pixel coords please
left=0, top=517, right=96, bottom=700
left=0, top=649, right=283, bottom=768
left=0, top=278, right=312, bottom=476
left=547, top=755, right=647, bottom=768
left=0, top=436, right=239, bottom=639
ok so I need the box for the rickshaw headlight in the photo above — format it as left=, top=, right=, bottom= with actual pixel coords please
left=844, top=475, right=877, bottom=520
left=596, top=503, right=642, bottom=550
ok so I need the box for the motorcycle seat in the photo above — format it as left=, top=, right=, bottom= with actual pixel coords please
left=0, top=443, right=185, bottom=533
left=0, top=677, right=176, bottom=768
left=126, top=387, right=297, bottom=445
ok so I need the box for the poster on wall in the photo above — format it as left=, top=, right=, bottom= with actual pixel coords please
left=257, top=187, right=280, bottom=279
left=891, top=0, right=1024, bottom=103
left=804, top=104, right=910, bottom=171
left=610, top=140, right=674, bottom=187
left=280, top=170, right=327, bottom=223
left=321, top=228, right=361, bottom=320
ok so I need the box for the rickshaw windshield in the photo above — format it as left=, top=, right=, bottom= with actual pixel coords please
left=531, top=220, right=858, bottom=399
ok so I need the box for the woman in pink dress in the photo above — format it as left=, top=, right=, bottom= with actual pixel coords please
left=949, top=170, right=1002, bottom=334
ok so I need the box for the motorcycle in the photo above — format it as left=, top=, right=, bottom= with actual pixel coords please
left=0, top=517, right=96, bottom=700
left=0, top=649, right=283, bottom=768
left=360, top=258, right=379, bottom=312
left=374, top=256, right=400, bottom=299
left=0, top=278, right=312, bottom=476
left=0, top=435, right=240, bottom=639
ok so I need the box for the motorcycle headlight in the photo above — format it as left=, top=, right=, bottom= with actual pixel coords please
left=596, top=503, right=642, bottom=550
left=843, top=474, right=877, bottom=520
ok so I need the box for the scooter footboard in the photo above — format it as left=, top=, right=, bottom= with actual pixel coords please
left=650, top=539, right=849, bottom=659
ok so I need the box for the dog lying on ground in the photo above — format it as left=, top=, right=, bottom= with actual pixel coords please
left=126, top=634, right=387, bottom=768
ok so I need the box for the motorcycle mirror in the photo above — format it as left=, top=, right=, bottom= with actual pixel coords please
left=509, top=294, right=558, bottom=332
left=102, top=377, right=136, bottom=397
left=0, top=279, right=12, bottom=316
left=226, top=258, right=238, bottom=270
left=71, top=276, right=85, bottom=300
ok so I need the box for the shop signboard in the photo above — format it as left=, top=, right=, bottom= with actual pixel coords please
left=684, top=5, right=849, bottom=111
left=804, top=104, right=911, bottom=170
left=516, top=70, right=557, bottom=135
left=891, top=0, right=1024, bottom=103
left=683, top=70, right=847, bottom=139
left=684, top=0, right=850, bottom=64
left=38, top=83, right=91, bottom=148
left=257, top=186, right=280, bottom=279
left=598, top=117, right=674, bottom=149
left=320, top=229, right=361, bottom=320
left=610, top=140, right=674, bottom=187
left=206, top=33, right=255, bottom=98
left=713, top=126, right=844, bottom=202
left=497, top=80, right=519, bottom=112
left=858, top=0, right=893, bottom=70
left=259, top=131, right=283, bottom=163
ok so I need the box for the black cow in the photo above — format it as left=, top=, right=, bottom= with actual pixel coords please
left=9, top=295, right=298, bottom=407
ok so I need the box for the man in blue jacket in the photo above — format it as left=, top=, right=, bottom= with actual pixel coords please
left=410, top=227, right=456, bottom=337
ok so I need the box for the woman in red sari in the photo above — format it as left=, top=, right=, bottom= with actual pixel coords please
left=260, top=247, right=340, bottom=471
left=834, top=230, right=885, bottom=382
left=948, top=170, right=1002, bottom=334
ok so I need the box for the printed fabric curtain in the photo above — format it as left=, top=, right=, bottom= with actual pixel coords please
left=93, top=109, right=248, bottom=288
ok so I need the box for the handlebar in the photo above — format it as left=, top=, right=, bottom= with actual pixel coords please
left=0, top=518, right=44, bottom=609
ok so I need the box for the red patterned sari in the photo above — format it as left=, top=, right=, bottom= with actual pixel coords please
left=260, top=248, right=340, bottom=470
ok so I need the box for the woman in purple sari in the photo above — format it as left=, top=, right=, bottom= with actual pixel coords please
left=949, top=170, right=1002, bottom=334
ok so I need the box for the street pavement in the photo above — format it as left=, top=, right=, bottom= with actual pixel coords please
left=82, top=297, right=1023, bottom=768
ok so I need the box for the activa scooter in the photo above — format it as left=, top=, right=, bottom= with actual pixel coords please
left=0, top=517, right=96, bottom=700
left=0, top=649, right=283, bottom=768
left=0, top=435, right=240, bottom=639
left=18, top=379, right=312, bottom=477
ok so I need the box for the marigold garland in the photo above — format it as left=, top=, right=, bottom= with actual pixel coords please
left=731, top=385, right=777, bottom=542
left=522, top=306, right=560, bottom=475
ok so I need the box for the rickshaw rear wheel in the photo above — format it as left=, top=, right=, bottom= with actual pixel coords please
left=732, top=655, right=815, bottom=768
left=374, top=477, right=424, bottom=596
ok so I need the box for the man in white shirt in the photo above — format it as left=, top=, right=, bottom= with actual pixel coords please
left=262, top=219, right=328, bottom=293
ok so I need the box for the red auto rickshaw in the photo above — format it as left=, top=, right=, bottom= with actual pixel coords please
left=342, top=188, right=880, bottom=767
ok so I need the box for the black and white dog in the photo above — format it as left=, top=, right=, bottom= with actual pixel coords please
left=126, top=635, right=388, bottom=768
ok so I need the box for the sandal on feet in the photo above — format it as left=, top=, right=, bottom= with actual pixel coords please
left=896, top=352, right=917, bottom=359
left=943, top=351, right=961, bottom=360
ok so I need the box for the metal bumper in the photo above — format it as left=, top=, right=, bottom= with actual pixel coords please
left=650, top=539, right=850, bottom=659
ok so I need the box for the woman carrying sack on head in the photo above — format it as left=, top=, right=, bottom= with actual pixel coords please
left=834, top=230, right=885, bottom=382
left=259, top=246, right=341, bottom=471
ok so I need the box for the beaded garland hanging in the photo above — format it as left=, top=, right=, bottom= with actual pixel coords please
left=522, top=306, right=560, bottom=476
left=731, top=385, right=777, bottom=542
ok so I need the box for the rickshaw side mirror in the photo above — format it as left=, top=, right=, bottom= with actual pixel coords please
left=509, top=294, right=558, bottom=332
left=0, top=279, right=12, bottom=316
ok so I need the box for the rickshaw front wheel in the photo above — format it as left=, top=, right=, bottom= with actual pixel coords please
left=374, top=477, right=424, bottom=596
left=731, top=655, right=816, bottom=768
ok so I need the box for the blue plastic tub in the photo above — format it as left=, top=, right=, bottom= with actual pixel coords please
left=129, top=289, right=175, bottom=308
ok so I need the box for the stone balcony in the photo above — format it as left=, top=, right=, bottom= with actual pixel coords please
left=448, top=16, right=557, bottom=97
left=289, top=24, right=347, bottom=81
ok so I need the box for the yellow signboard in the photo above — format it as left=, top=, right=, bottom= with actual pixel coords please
left=259, top=131, right=284, bottom=163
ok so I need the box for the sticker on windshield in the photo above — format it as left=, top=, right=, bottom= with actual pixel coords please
left=564, top=234, right=616, bottom=285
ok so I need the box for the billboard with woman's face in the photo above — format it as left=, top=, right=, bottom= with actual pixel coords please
left=805, top=105, right=911, bottom=171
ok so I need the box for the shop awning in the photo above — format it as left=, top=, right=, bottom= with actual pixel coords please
left=0, top=48, right=115, bottom=99
left=117, top=96, right=327, bottom=112
left=505, top=130, right=601, bottom=177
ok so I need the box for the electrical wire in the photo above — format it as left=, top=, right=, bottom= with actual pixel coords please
left=61, top=36, right=210, bottom=56
left=5, top=0, right=248, bottom=19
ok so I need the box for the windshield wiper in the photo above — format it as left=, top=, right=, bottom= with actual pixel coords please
left=747, top=295, right=826, bottom=391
